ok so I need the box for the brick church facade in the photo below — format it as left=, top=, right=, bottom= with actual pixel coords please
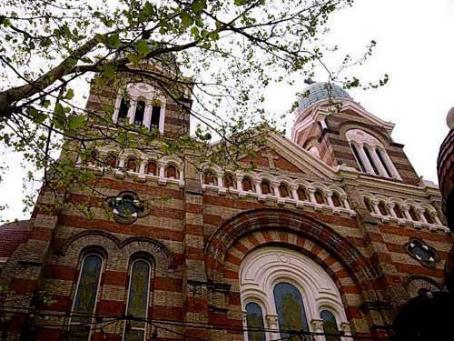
left=0, top=66, right=452, bottom=341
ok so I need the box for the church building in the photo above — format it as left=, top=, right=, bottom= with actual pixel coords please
left=0, top=64, right=452, bottom=341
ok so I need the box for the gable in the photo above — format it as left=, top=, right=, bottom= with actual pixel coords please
left=236, top=131, right=337, bottom=181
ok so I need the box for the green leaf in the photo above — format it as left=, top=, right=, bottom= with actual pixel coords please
left=191, top=0, right=206, bottom=13
left=28, top=107, right=47, bottom=124
left=98, top=63, right=117, bottom=79
left=64, top=88, right=74, bottom=100
left=106, top=33, right=121, bottom=49
left=180, top=12, right=193, bottom=28
left=68, top=115, right=86, bottom=130
left=136, top=39, right=150, bottom=56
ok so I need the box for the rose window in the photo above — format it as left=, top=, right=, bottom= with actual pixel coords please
left=105, top=191, right=148, bottom=224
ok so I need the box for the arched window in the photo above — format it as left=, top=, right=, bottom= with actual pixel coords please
left=242, top=177, right=254, bottom=192
left=134, top=100, right=146, bottom=125
left=203, top=169, right=217, bottom=185
left=279, top=184, right=290, bottom=198
left=106, top=154, right=117, bottom=168
left=165, top=165, right=178, bottom=179
left=147, top=161, right=157, bottom=175
left=124, top=258, right=153, bottom=341
left=331, top=192, right=342, bottom=207
left=261, top=180, right=272, bottom=195
left=127, top=158, right=137, bottom=172
left=69, top=253, right=103, bottom=340
left=378, top=201, right=388, bottom=216
left=118, top=98, right=130, bottom=121
left=297, top=187, right=307, bottom=201
left=320, top=310, right=341, bottom=341
left=240, top=247, right=349, bottom=341
left=409, top=206, right=419, bottom=221
left=315, top=190, right=325, bottom=204
left=423, top=210, right=435, bottom=224
left=394, top=204, right=404, bottom=218
left=346, top=129, right=399, bottom=179
left=223, top=173, right=236, bottom=189
left=151, top=103, right=161, bottom=131
left=274, top=282, right=309, bottom=340
left=245, top=302, right=266, bottom=341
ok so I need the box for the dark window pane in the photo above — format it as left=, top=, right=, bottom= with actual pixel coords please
left=242, top=178, right=254, bottom=192
left=147, top=161, right=157, bottom=175
left=409, top=207, right=419, bottom=221
left=320, top=310, right=341, bottom=341
left=119, top=98, right=130, bottom=120
left=378, top=202, right=388, bottom=216
left=376, top=148, right=392, bottom=177
left=297, top=188, right=307, bottom=201
left=315, top=190, right=325, bottom=204
left=69, top=254, right=103, bottom=340
left=151, top=105, right=161, bottom=129
left=134, top=101, right=145, bottom=125
left=166, top=165, right=177, bottom=179
left=245, top=303, right=266, bottom=341
left=332, top=193, right=342, bottom=207
left=394, top=205, right=404, bottom=218
left=223, top=174, right=236, bottom=188
left=274, top=282, right=309, bottom=341
left=351, top=144, right=366, bottom=172
left=364, top=147, right=379, bottom=175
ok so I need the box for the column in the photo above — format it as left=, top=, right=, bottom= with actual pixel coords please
left=138, top=160, right=147, bottom=182
left=418, top=208, right=428, bottom=224
left=308, top=188, right=317, bottom=204
left=291, top=186, right=299, bottom=201
left=354, top=142, right=375, bottom=174
left=127, top=100, right=137, bottom=124
left=371, top=146, right=389, bottom=177
left=254, top=179, right=263, bottom=196
left=236, top=174, right=243, bottom=193
left=158, top=99, right=166, bottom=134
left=371, top=199, right=380, bottom=215
left=158, top=162, right=166, bottom=185
left=310, top=319, right=324, bottom=341
left=326, top=191, right=334, bottom=208
left=266, top=315, right=279, bottom=341
left=272, top=182, right=281, bottom=199
left=112, top=95, right=122, bottom=123
left=143, top=103, right=152, bottom=129
left=342, top=196, right=351, bottom=210
left=378, top=146, right=401, bottom=179
left=402, top=205, right=412, bottom=221
left=387, top=203, right=398, bottom=218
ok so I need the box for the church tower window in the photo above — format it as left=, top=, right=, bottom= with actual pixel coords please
left=118, top=98, right=130, bottom=121
left=409, top=206, right=419, bottom=221
left=346, top=129, right=400, bottom=180
left=423, top=210, right=435, bottom=224
left=245, top=302, right=266, bottom=341
left=273, top=282, right=309, bottom=340
left=394, top=204, right=404, bottom=219
left=378, top=201, right=388, bottom=216
left=364, top=198, right=374, bottom=213
left=69, top=253, right=103, bottom=340
left=320, top=310, right=341, bottom=341
left=124, top=257, right=153, bottom=341
left=134, top=100, right=146, bottom=126
left=151, top=104, right=161, bottom=130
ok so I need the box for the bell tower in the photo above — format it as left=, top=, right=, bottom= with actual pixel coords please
left=291, top=82, right=420, bottom=185
left=85, top=59, right=192, bottom=139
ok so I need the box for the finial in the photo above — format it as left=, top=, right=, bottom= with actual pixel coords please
left=447, top=107, right=454, bottom=129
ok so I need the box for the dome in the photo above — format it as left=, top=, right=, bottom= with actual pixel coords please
left=298, top=82, right=352, bottom=110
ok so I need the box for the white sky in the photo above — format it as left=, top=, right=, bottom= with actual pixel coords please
left=1, top=0, right=453, bottom=222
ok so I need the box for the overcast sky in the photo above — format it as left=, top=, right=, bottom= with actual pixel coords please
left=1, top=0, right=453, bottom=222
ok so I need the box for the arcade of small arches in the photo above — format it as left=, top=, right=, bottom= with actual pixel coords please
left=112, top=82, right=166, bottom=133
left=80, top=149, right=184, bottom=186
left=362, top=193, right=447, bottom=231
left=346, top=129, right=401, bottom=180
left=201, top=167, right=354, bottom=215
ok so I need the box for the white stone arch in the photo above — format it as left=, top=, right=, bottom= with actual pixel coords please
left=239, top=247, right=348, bottom=339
